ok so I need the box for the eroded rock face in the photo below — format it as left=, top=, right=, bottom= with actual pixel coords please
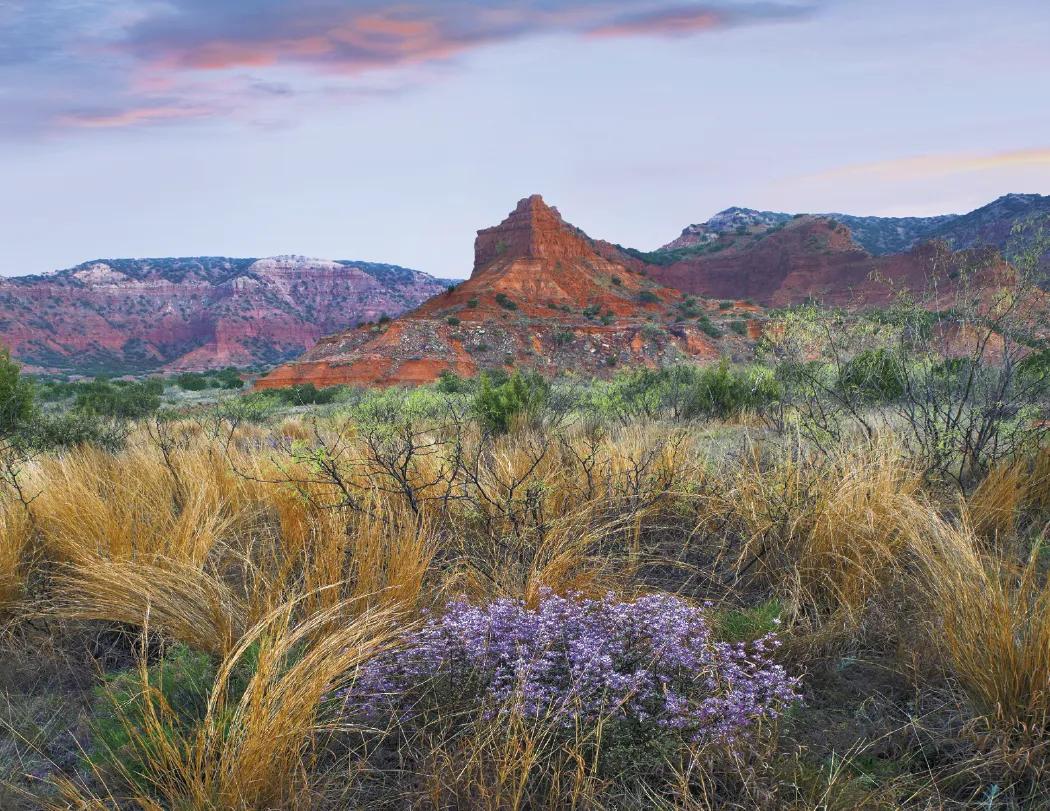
left=259, top=196, right=746, bottom=388
left=0, top=256, right=450, bottom=374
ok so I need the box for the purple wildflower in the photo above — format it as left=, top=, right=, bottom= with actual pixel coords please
left=344, top=591, right=800, bottom=744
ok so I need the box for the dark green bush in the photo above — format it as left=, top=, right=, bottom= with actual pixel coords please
left=637, top=291, right=660, bottom=305
left=175, top=372, right=208, bottom=391
left=494, top=293, right=518, bottom=311
left=17, top=411, right=127, bottom=452
left=74, top=379, right=163, bottom=420
left=697, top=315, right=722, bottom=339
left=88, top=643, right=256, bottom=794
left=729, top=320, right=749, bottom=336
left=436, top=370, right=470, bottom=394
left=837, top=348, right=905, bottom=402
left=446, top=316, right=461, bottom=326
left=474, top=371, right=550, bottom=434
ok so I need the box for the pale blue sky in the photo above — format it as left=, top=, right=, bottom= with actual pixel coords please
left=2, top=0, right=1048, bottom=279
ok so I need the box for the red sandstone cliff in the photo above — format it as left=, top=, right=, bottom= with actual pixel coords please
left=258, top=196, right=756, bottom=388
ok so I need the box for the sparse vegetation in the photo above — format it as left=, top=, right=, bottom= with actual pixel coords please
left=5, top=277, right=1050, bottom=808
left=494, top=292, right=518, bottom=310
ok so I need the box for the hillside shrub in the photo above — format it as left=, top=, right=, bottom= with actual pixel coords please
left=18, top=411, right=128, bottom=452
left=494, top=293, right=518, bottom=311
left=637, top=291, right=660, bottom=304
left=697, top=315, right=722, bottom=339
left=343, top=592, right=799, bottom=745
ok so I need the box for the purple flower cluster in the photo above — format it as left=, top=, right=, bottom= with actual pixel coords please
left=345, top=592, right=800, bottom=743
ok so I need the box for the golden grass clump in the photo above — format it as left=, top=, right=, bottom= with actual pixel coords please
left=27, top=443, right=249, bottom=565
left=723, top=438, right=925, bottom=622
left=912, top=515, right=1050, bottom=748
left=0, top=497, right=32, bottom=613
left=55, top=599, right=403, bottom=811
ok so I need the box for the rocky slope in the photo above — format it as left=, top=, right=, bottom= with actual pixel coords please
left=0, top=256, right=450, bottom=374
left=258, top=196, right=759, bottom=389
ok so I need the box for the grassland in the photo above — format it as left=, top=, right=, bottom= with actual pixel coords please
left=1, top=371, right=1050, bottom=809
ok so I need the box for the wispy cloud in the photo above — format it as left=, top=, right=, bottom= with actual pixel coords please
left=806, top=147, right=1050, bottom=182
left=0, top=1, right=819, bottom=135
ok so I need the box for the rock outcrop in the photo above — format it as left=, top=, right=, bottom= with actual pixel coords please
left=0, top=256, right=450, bottom=374
left=258, top=196, right=752, bottom=388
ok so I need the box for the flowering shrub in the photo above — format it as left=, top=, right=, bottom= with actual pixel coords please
left=345, top=592, right=800, bottom=744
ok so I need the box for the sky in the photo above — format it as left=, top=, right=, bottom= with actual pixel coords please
left=1, top=0, right=1049, bottom=279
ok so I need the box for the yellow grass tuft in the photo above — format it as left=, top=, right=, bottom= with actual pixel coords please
left=912, top=517, right=1050, bottom=745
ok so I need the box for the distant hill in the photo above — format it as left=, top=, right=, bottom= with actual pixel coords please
left=628, top=194, right=1050, bottom=305
left=660, top=194, right=1050, bottom=266
left=0, top=256, right=451, bottom=375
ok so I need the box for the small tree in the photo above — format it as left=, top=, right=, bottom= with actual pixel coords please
left=0, top=347, right=35, bottom=437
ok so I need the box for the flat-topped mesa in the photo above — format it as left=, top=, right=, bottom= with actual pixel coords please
left=472, top=194, right=594, bottom=275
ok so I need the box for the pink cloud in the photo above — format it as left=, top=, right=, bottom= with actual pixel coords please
left=60, top=104, right=217, bottom=129
left=587, top=8, right=726, bottom=38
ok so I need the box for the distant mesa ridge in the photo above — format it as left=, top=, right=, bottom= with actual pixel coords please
left=0, top=255, right=452, bottom=375
left=2, top=192, right=1047, bottom=379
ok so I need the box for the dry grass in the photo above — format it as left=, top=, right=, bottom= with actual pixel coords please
left=55, top=598, right=403, bottom=811
left=5, top=414, right=1050, bottom=808
left=719, top=438, right=925, bottom=624
left=0, top=498, right=32, bottom=615
left=912, top=514, right=1050, bottom=753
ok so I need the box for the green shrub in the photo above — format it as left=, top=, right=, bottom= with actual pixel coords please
left=637, top=291, right=660, bottom=305
left=729, top=320, right=749, bottom=336
left=474, top=371, right=550, bottom=434
left=553, top=331, right=575, bottom=347
left=837, top=348, right=905, bottom=402
left=718, top=300, right=734, bottom=310
left=641, top=323, right=665, bottom=340
left=467, top=298, right=479, bottom=309
left=436, top=370, right=470, bottom=394
left=175, top=371, right=209, bottom=391
left=446, top=316, right=461, bottom=326
left=684, top=361, right=780, bottom=420
left=611, top=275, right=622, bottom=286
left=18, top=411, right=127, bottom=452
left=88, top=643, right=255, bottom=794
left=74, top=379, right=162, bottom=420
left=494, top=293, right=518, bottom=311
left=0, top=347, right=35, bottom=436
left=583, top=304, right=601, bottom=319
left=697, top=315, right=722, bottom=339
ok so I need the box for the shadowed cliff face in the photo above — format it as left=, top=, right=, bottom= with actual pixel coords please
left=258, top=196, right=752, bottom=389
left=0, top=256, right=450, bottom=375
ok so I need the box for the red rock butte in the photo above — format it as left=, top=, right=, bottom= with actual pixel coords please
left=257, top=195, right=746, bottom=389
